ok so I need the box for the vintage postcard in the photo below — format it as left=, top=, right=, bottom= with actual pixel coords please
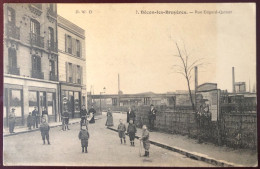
left=2, top=3, right=257, bottom=167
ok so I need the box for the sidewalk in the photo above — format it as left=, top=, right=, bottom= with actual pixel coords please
left=108, top=113, right=258, bottom=167
left=3, top=115, right=102, bottom=137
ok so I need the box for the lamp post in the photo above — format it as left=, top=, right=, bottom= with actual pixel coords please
left=100, top=87, right=106, bottom=113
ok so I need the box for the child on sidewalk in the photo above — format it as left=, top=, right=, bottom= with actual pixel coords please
left=40, top=118, right=50, bottom=145
left=117, top=119, right=126, bottom=144
left=139, top=125, right=150, bottom=157
left=127, top=119, right=137, bottom=146
left=78, top=124, right=90, bottom=153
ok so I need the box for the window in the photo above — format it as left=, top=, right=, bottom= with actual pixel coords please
left=8, top=48, right=17, bottom=68
left=74, top=92, right=80, bottom=112
left=47, top=93, right=55, bottom=115
left=10, top=90, right=22, bottom=117
left=7, top=7, right=15, bottom=24
left=76, top=40, right=81, bottom=57
left=48, top=27, right=54, bottom=45
left=28, top=91, right=38, bottom=116
left=32, top=55, right=41, bottom=72
left=66, top=35, right=72, bottom=54
left=68, top=63, right=73, bottom=82
left=30, top=19, right=40, bottom=35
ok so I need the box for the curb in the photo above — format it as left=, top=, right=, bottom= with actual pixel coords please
left=3, top=121, right=81, bottom=137
left=4, top=116, right=103, bottom=137
left=107, top=127, right=243, bottom=167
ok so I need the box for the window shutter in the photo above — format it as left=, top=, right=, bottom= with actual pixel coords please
left=80, top=66, right=83, bottom=84
left=73, top=64, right=76, bottom=83
left=66, top=62, right=68, bottom=82
left=72, top=38, right=76, bottom=55
left=80, top=40, right=82, bottom=58
left=65, top=34, right=67, bottom=52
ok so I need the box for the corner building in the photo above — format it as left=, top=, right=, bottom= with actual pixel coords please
left=57, top=15, right=87, bottom=118
left=3, top=4, right=59, bottom=127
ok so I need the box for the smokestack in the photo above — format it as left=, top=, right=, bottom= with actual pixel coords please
left=195, top=66, right=198, bottom=92
left=232, top=67, right=235, bottom=93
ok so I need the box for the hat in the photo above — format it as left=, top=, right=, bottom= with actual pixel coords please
left=11, top=107, right=15, bottom=110
left=150, top=104, right=154, bottom=107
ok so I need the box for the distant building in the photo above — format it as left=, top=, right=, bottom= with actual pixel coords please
left=234, top=82, right=246, bottom=93
left=3, top=4, right=59, bottom=127
left=57, top=15, right=87, bottom=118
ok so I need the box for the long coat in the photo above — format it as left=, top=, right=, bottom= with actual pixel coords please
left=40, top=122, right=50, bottom=136
left=148, top=108, right=157, bottom=120
left=127, top=110, right=136, bottom=123
left=88, top=108, right=96, bottom=123
left=78, top=129, right=90, bottom=147
left=27, top=115, right=34, bottom=127
left=105, top=111, right=114, bottom=126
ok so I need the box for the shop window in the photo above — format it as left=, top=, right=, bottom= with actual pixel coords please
left=28, top=91, right=38, bottom=116
left=74, top=92, right=80, bottom=112
left=10, top=89, right=22, bottom=117
left=47, top=93, right=55, bottom=115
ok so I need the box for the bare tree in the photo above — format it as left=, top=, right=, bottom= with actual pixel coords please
left=173, top=42, right=204, bottom=111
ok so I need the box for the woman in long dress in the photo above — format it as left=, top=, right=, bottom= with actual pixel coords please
left=105, top=108, right=114, bottom=127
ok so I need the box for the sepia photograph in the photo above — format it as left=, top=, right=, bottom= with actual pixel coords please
left=2, top=2, right=257, bottom=167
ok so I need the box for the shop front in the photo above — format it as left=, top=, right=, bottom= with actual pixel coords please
left=60, top=84, right=83, bottom=119
left=4, top=75, right=59, bottom=127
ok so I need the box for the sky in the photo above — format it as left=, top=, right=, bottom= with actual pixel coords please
left=57, top=3, right=256, bottom=94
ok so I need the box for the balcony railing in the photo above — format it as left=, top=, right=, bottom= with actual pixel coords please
left=49, top=72, right=58, bottom=81
left=6, top=23, right=20, bottom=40
left=31, top=70, right=44, bottom=79
left=47, top=40, right=58, bottom=53
left=8, top=66, right=20, bottom=75
left=30, top=33, right=44, bottom=48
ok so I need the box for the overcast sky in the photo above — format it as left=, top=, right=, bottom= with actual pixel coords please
left=58, top=3, right=256, bottom=94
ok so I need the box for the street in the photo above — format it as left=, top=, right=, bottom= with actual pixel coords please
left=4, top=113, right=213, bottom=167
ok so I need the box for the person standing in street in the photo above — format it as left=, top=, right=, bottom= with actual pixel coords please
left=27, top=112, right=33, bottom=130
left=42, top=107, right=48, bottom=123
left=80, top=105, right=88, bottom=128
left=139, top=125, right=150, bottom=157
left=78, top=124, right=90, bottom=153
left=117, top=119, right=126, bottom=144
left=127, top=107, right=136, bottom=124
left=105, top=108, right=114, bottom=127
left=40, top=118, right=50, bottom=145
left=127, top=119, right=137, bottom=146
left=63, top=109, right=70, bottom=131
left=8, top=108, right=16, bottom=134
left=88, top=105, right=96, bottom=124
left=32, top=106, right=39, bottom=128
left=148, top=104, right=157, bottom=132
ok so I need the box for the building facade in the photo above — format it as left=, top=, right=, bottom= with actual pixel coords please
left=57, top=15, right=87, bottom=118
left=3, top=4, right=59, bottom=127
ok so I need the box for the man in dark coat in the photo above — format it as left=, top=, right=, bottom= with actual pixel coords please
left=80, top=105, right=88, bottom=127
left=40, top=118, right=50, bottom=145
left=9, top=108, right=16, bottom=133
left=148, top=104, right=157, bottom=131
left=78, top=124, right=90, bottom=153
left=126, top=107, right=136, bottom=124
left=32, top=106, right=40, bottom=128
left=88, top=105, right=96, bottom=124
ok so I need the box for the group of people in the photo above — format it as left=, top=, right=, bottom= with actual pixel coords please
left=107, top=105, right=155, bottom=157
